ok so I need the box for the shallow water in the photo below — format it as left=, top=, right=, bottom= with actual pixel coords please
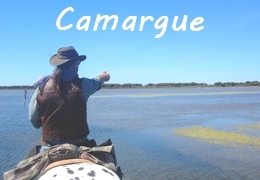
left=1, top=87, right=260, bottom=179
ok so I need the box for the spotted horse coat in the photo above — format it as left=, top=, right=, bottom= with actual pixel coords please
left=3, top=139, right=123, bottom=180
left=39, top=162, right=120, bottom=180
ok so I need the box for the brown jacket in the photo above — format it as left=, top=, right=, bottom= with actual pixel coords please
left=36, top=77, right=89, bottom=141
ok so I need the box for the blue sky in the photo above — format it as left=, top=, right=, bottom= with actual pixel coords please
left=0, top=0, right=259, bottom=86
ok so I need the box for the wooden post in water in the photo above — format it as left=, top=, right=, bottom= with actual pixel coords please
left=24, top=89, right=27, bottom=105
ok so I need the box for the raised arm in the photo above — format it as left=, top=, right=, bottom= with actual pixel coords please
left=96, top=71, right=110, bottom=85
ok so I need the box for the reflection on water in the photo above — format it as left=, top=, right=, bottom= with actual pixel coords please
left=1, top=88, right=260, bottom=179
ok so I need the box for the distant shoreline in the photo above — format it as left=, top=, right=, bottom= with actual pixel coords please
left=0, top=81, right=259, bottom=90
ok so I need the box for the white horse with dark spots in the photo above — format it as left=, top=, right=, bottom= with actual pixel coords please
left=39, top=162, right=121, bottom=180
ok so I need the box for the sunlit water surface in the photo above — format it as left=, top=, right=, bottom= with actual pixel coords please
left=1, top=87, right=260, bottom=180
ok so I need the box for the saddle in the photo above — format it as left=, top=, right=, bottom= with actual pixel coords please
left=3, top=139, right=123, bottom=180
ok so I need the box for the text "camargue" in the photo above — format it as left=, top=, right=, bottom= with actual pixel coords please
left=56, top=7, right=205, bottom=38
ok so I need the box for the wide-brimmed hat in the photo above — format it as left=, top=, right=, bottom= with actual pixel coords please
left=49, top=46, right=86, bottom=66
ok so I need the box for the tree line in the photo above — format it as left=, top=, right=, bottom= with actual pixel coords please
left=102, top=81, right=260, bottom=88
left=1, top=81, right=259, bottom=90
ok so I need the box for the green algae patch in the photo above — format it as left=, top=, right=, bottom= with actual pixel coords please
left=174, top=126, right=260, bottom=146
left=237, top=123, right=260, bottom=132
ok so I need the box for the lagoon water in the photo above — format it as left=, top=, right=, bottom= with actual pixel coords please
left=1, top=87, right=260, bottom=180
